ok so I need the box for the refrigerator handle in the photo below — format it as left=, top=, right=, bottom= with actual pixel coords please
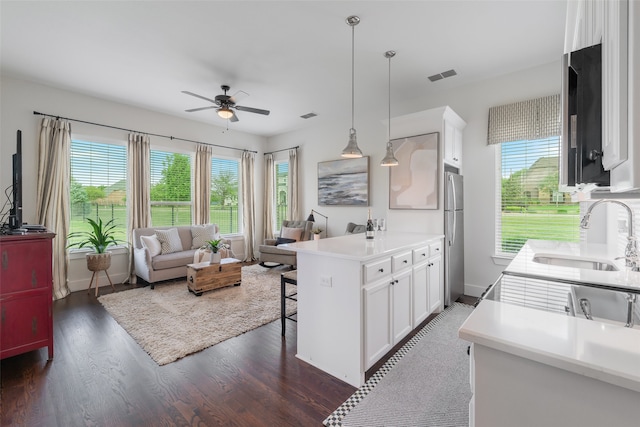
left=449, top=174, right=457, bottom=246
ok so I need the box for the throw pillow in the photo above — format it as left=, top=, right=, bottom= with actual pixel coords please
left=155, top=228, right=183, bottom=254
left=281, top=226, right=303, bottom=242
left=191, top=224, right=218, bottom=249
left=275, top=237, right=297, bottom=246
left=140, top=234, right=162, bottom=257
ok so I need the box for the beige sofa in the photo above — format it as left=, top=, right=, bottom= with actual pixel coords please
left=133, top=224, right=230, bottom=288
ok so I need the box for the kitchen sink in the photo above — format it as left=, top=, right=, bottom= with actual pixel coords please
left=568, top=285, right=638, bottom=326
left=532, top=253, right=618, bottom=271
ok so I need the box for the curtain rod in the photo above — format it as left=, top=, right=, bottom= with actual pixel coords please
left=264, top=146, right=299, bottom=155
left=33, top=111, right=258, bottom=154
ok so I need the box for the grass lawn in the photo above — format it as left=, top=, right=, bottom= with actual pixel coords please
left=501, top=212, right=580, bottom=253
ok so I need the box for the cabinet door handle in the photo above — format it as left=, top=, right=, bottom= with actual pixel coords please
left=378, top=268, right=384, bottom=273
left=435, top=248, right=440, bottom=252
left=2, top=251, right=7, bottom=270
left=421, top=253, right=426, bottom=257
left=32, top=317, right=38, bottom=335
left=32, top=270, right=38, bottom=287
left=403, top=260, right=408, bottom=264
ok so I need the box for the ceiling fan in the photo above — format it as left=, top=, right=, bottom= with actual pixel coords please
left=182, top=85, right=270, bottom=122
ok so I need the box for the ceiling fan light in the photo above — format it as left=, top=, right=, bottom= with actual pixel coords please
left=380, top=142, right=399, bottom=166
left=217, top=107, right=234, bottom=119
left=341, top=128, right=363, bottom=158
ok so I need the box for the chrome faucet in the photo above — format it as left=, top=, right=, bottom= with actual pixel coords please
left=580, top=200, right=640, bottom=272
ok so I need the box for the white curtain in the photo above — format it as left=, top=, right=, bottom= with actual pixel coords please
left=127, top=132, right=151, bottom=284
left=287, top=148, right=299, bottom=220
left=263, top=153, right=275, bottom=240
left=194, top=143, right=213, bottom=225
left=241, top=151, right=257, bottom=261
left=36, top=118, right=71, bottom=300
left=487, top=94, right=561, bottom=145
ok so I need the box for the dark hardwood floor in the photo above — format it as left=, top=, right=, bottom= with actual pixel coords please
left=1, top=282, right=478, bottom=427
left=1, top=282, right=356, bottom=427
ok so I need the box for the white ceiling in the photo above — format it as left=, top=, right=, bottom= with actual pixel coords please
left=1, top=1, right=567, bottom=137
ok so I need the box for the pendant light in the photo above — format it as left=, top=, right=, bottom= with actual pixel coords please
left=341, top=15, right=363, bottom=158
left=380, top=50, right=399, bottom=167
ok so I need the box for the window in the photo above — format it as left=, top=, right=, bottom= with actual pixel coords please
left=210, top=157, right=240, bottom=234
left=150, top=150, right=192, bottom=226
left=496, top=136, right=580, bottom=255
left=275, top=160, right=289, bottom=230
left=69, top=139, right=127, bottom=247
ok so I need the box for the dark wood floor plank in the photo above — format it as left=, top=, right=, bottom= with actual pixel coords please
left=1, top=286, right=356, bottom=427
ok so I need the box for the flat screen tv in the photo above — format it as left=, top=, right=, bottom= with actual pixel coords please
left=8, top=130, right=23, bottom=230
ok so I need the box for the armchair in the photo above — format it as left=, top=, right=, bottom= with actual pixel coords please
left=259, top=220, right=313, bottom=268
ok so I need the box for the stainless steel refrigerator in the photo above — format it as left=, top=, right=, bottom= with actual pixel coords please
left=444, top=171, right=464, bottom=306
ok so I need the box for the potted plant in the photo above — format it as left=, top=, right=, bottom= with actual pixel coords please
left=67, top=217, right=122, bottom=272
left=202, top=239, right=230, bottom=264
left=311, top=228, right=323, bottom=240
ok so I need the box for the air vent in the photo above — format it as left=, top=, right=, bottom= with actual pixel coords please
left=300, top=112, right=318, bottom=119
left=428, top=69, right=457, bottom=82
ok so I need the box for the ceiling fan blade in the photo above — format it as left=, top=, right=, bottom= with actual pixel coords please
left=229, top=90, right=249, bottom=104
left=235, top=105, right=270, bottom=115
left=185, top=106, right=217, bottom=113
left=181, top=90, right=217, bottom=104
left=230, top=111, right=239, bottom=122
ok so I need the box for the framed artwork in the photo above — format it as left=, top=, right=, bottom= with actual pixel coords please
left=318, top=157, right=369, bottom=205
left=389, top=132, right=439, bottom=210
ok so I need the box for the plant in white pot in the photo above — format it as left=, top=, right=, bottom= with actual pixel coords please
left=67, top=217, right=122, bottom=272
left=311, top=228, right=323, bottom=240
left=202, top=239, right=230, bottom=264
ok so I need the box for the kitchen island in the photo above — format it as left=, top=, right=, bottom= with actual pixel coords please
left=459, top=240, right=640, bottom=427
left=284, top=231, right=444, bottom=387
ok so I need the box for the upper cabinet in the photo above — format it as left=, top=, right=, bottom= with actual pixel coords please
left=443, top=112, right=464, bottom=169
left=565, top=0, right=640, bottom=193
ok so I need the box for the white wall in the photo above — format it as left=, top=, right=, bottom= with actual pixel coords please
left=268, top=60, right=563, bottom=297
left=2, top=60, right=561, bottom=296
left=1, top=76, right=266, bottom=292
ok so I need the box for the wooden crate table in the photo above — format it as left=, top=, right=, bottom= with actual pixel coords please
left=187, top=258, right=242, bottom=296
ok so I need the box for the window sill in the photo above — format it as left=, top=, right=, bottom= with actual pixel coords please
left=491, top=254, right=515, bottom=266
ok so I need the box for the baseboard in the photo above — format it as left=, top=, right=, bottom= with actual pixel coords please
left=68, top=272, right=129, bottom=293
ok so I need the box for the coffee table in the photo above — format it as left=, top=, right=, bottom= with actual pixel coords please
left=186, top=258, right=242, bottom=296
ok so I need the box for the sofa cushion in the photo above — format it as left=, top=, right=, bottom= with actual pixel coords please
left=156, top=228, right=183, bottom=254
left=281, top=226, right=303, bottom=242
left=191, top=224, right=218, bottom=249
left=140, top=234, right=162, bottom=257
left=276, top=237, right=297, bottom=246
left=152, top=249, right=198, bottom=271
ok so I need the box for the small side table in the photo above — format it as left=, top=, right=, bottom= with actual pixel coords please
left=187, top=258, right=242, bottom=296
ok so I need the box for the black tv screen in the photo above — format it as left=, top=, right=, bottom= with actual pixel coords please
left=9, top=130, right=22, bottom=229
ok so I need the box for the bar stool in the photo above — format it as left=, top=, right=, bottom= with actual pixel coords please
left=281, top=270, right=298, bottom=336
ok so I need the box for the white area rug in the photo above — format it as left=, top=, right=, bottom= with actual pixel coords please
left=98, top=264, right=293, bottom=365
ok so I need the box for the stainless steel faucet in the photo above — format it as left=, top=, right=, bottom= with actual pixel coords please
left=580, top=199, right=640, bottom=272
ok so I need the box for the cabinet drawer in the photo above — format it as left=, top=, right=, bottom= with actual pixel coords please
left=364, top=258, right=391, bottom=283
left=429, top=241, right=443, bottom=258
left=413, top=245, right=430, bottom=264
left=392, top=251, right=412, bottom=272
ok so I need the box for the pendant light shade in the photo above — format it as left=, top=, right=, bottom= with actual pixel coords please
left=381, top=50, right=399, bottom=167
left=341, top=15, right=363, bottom=158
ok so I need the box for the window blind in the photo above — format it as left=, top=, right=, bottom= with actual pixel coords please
left=275, top=160, right=289, bottom=230
left=149, top=150, right=192, bottom=226
left=211, top=157, right=240, bottom=234
left=69, top=139, right=127, bottom=245
left=487, top=94, right=561, bottom=145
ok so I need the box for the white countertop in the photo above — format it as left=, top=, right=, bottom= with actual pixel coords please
left=505, top=239, right=640, bottom=292
left=460, top=239, right=640, bottom=392
left=459, top=299, right=640, bottom=392
left=283, top=231, right=444, bottom=262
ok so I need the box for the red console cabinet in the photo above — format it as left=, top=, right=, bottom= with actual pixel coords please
left=0, top=232, right=55, bottom=360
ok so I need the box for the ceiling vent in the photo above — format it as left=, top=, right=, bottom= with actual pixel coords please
left=300, top=112, right=318, bottom=119
left=428, top=69, right=457, bottom=82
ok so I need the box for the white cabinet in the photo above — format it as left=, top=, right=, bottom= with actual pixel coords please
left=565, top=0, right=604, bottom=52
left=364, top=251, right=413, bottom=370
left=443, top=111, right=465, bottom=168
left=412, top=261, right=429, bottom=326
left=428, top=253, right=443, bottom=313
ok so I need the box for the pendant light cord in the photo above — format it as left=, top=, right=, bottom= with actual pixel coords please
left=351, top=23, right=355, bottom=131
left=388, top=53, right=391, bottom=144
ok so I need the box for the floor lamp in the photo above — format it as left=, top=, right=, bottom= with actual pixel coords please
left=306, top=209, right=328, bottom=238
